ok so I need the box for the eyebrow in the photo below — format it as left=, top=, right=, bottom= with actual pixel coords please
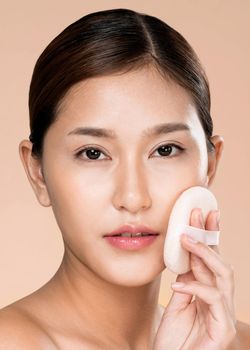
left=67, top=122, right=191, bottom=139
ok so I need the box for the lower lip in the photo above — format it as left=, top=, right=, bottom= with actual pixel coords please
left=103, top=235, right=159, bottom=250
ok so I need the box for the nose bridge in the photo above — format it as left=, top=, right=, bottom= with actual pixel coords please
left=112, top=154, right=152, bottom=213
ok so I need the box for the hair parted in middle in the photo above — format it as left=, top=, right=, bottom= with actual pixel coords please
left=28, top=8, right=215, bottom=160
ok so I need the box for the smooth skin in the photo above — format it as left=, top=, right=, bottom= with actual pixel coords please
left=0, top=66, right=249, bottom=349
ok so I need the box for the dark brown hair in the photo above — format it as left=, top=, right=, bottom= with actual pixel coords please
left=28, top=8, right=215, bottom=159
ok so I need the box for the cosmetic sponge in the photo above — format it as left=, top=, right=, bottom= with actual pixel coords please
left=164, top=186, right=220, bottom=274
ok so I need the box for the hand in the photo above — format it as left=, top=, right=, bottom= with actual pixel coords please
left=153, top=208, right=237, bottom=350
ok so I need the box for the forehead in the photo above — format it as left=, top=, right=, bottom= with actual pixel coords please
left=54, top=67, right=202, bottom=136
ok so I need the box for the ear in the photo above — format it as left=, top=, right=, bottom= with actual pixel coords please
left=206, top=135, right=224, bottom=187
left=19, top=140, right=51, bottom=207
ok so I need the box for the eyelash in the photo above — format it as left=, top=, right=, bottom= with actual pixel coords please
left=74, top=143, right=186, bottom=162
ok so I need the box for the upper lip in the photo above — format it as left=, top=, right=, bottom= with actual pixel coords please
left=103, top=224, right=159, bottom=237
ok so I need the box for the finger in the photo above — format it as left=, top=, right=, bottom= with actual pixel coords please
left=181, top=230, right=230, bottom=280
left=205, top=209, right=235, bottom=321
left=181, top=233, right=236, bottom=322
left=171, top=280, right=233, bottom=328
left=205, top=209, right=220, bottom=254
left=188, top=208, right=216, bottom=286
left=166, top=270, right=195, bottom=314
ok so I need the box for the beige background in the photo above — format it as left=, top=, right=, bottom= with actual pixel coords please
left=1, top=1, right=249, bottom=323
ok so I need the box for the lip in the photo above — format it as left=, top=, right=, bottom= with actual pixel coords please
left=103, top=224, right=159, bottom=237
left=104, top=235, right=158, bottom=250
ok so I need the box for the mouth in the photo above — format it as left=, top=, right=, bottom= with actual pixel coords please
left=103, top=232, right=160, bottom=250
left=103, top=223, right=160, bottom=238
left=104, top=232, right=159, bottom=237
left=102, top=222, right=161, bottom=251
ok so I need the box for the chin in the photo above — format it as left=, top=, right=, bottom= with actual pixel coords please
left=103, top=263, right=164, bottom=287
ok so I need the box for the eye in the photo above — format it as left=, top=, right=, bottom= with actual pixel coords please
left=151, top=143, right=185, bottom=158
left=75, top=146, right=108, bottom=162
left=74, top=143, right=185, bottom=162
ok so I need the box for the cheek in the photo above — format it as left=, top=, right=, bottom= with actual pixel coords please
left=45, top=166, right=108, bottom=242
left=148, top=155, right=207, bottom=192
left=146, top=156, right=208, bottom=222
left=47, top=163, right=108, bottom=203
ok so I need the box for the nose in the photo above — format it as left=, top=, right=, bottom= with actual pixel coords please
left=112, top=158, right=152, bottom=214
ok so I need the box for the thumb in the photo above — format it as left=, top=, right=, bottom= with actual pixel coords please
left=165, top=270, right=194, bottom=314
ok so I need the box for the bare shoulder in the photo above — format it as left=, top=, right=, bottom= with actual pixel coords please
left=227, top=320, right=250, bottom=350
left=236, top=320, right=250, bottom=346
left=0, top=304, right=57, bottom=349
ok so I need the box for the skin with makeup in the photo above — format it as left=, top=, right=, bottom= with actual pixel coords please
left=0, top=66, right=248, bottom=349
left=1, top=8, right=250, bottom=349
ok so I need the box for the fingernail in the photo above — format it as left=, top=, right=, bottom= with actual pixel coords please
left=171, top=282, right=186, bottom=289
left=198, top=209, right=204, bottom=227
left=216, top=210, right=220, bottom=225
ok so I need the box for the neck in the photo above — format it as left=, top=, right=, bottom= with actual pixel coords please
left=48, top=246, right=163, bottom=349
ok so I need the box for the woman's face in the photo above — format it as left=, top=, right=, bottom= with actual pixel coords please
left=39, top=67, right=211, bottom=286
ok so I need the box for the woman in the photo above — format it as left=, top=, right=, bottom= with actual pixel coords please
left=0, top=8, right=249, bottom=349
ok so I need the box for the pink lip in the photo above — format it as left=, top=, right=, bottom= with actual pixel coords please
left=103, top=223, right=159, bottom=251
left=104, top=235, right=159, bottom=250
left=103, top=224, right=159, bottom=237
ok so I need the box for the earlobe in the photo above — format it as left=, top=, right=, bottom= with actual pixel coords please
left=19, top=140, right=51, bottom=207
left=206, top=135, right=224, bottom=187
